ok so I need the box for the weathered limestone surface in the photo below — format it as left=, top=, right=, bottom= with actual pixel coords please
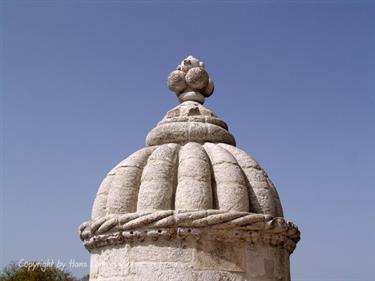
left=80, top=56, right=300, bottom=281
left=168, top=55, right=214, bottom=104
left=90, top=140, right=284, bottom=218
left=89, top=241, right=290, bottom=281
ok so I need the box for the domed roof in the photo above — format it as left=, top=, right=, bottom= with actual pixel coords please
left=91, top=55, right=283, bottom=221
left=92, top=136, right=283, bottom=220
left=80, top=56, right=299, bottom=253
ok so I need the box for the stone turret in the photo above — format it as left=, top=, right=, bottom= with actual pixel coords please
left=79, top=56, right=300, bottom=281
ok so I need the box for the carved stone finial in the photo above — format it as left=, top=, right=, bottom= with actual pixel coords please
left=167, top=55, right=214, bottom=104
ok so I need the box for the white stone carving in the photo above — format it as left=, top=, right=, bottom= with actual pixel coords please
left=168, top=55, right=214, bottom=104
left=80, top=56, right=300, bottom=281
left=80, top=210, right=299, bottom=253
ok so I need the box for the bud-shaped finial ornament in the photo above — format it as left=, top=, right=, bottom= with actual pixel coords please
left=167, top=55, right=214, bottom=104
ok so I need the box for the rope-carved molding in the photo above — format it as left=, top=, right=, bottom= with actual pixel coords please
left=79, top=210, right=300, bottom=252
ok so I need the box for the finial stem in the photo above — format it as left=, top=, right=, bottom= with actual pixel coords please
left=178, top=92, right=205, bottom=104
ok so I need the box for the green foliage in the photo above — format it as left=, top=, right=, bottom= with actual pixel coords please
left=0, top=262, right=77, bottom=281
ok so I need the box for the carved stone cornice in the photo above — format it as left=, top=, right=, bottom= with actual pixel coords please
left=79, top=210, right=300, bottom=253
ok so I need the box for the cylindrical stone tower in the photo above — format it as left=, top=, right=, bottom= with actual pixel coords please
left=79, top=56, right=300, bottom=281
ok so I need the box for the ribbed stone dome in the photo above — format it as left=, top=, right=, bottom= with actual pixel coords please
left=92, top=101, right=283, bottom=220
left=80, top=56, right=299, bottom=273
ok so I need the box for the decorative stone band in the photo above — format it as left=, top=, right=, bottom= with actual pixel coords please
left=145, top=101, right=236, bottom=146
left=79, top=210, right=300, bottom=253
left=146, top=119, right=236, bottom=146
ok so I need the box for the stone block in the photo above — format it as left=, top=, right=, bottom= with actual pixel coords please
left=129, top=240, right=192, bottom=262
left=193, top=240, right=245, bottom=272
left=130, top=261, right=194, bottom=281
left=96, top=245, right=130, bottom=278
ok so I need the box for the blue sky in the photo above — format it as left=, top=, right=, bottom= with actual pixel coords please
left=1, top=1, right=374, bottom=279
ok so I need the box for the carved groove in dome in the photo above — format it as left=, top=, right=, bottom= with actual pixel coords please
left=203, top=143, right=250, bottom=212
left=175, top=142, right=213, bottom=210
left=137, top=144, right=179, bottom=211
left=219, top=144, right=283, bottom=217
left=91, top=175, right=113, bottom=219
left=105, top=147, right=158, bottom=215
left=91, top=143, right=284, bottom=218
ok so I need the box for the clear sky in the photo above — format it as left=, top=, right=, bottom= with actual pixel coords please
left=1, top=1, right=374, bottom=280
